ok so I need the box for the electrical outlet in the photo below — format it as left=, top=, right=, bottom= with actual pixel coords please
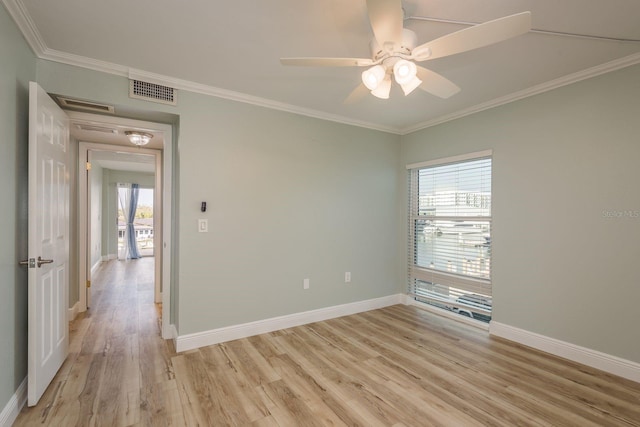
left=303, top=278, right=310, bottom=289
left=345, top=272, right=351, bottom=283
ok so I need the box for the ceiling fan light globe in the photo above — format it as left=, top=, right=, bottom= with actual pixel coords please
left=371, top=77, right=391, bottom=99
left=361, top=65, right=386, bottom=90
left=393, top=60, right=417, bottom=85
left=400, top=76, right=422, bottom=96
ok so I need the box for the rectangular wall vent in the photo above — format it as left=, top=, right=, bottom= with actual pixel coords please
left=129, top=80, right=177, bottom=106
left=75, top=124, right=118, bottom=134
left=57, top=96, right=115, bottom=113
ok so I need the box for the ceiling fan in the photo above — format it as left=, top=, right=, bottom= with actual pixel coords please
left=281, top=0, right=531, bottom=101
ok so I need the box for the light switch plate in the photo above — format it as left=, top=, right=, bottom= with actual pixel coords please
left=198, top=219, right=208, bottom=232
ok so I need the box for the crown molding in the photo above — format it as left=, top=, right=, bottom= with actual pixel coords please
left=3, top=0, right=399, bottom=134
left=40, top=48, right=130, bottom=77
left=38, top=45, right=640, bottom=137
left=6, top=0, right=639, bottom=137
left=2, top=0, right=46, bottom=54
left=127, top=69, right=401, bottom=134
left=39, top=51, right=400, bottom=134
left=401, top=52, right=640, bottom=135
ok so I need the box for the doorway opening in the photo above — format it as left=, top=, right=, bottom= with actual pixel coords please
left=73, top=111, right=174, bottom=340
left=118, top=185, right=155, bottom=259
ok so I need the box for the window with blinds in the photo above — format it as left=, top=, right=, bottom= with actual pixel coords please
left=407, top=152, right=492, bottom=323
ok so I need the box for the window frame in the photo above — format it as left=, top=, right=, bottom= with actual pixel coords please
left=407, top=150, right=493, bottom=322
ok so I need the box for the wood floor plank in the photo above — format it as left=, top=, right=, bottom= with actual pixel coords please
left=288, top=326, right=426, bottom=426
left=269, top=352, right=359, bottom=426
left=173, top=350, right=227, bottom=426
left=261, top=379, right=327, bottom=427
left=201, top=344, right=270, bottom=424
left=328, top=317, right=510, bottom=424
left=224, top=338, right=281, bottom=386
left=139, top=379, right=185, bottom=426
left=14, top=258, right=640, bottom=426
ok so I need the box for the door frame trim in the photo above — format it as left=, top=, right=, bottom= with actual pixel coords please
left=73, top=112, right=173, bottom=339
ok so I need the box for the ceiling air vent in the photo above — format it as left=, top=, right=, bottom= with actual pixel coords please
left=56, top=96, right=115, bottom=113
left=129, top=79, right=177, bottom=106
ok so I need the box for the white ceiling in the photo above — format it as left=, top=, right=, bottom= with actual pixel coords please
left=5, top=0, right=640, bottom=133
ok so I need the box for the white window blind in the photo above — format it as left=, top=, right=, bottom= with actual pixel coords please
left=407, top=154, right=492, bottom=322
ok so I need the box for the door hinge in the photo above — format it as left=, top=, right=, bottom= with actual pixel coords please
left=86, top=280, right=91, bottom=288
left=86, top=162, right=91, bottom=171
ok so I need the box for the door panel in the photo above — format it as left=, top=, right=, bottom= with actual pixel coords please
left=27, top=81, right=70, bottom=406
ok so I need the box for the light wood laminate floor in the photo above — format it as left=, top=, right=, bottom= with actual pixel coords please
left=15, top=258, right=640, bottom=426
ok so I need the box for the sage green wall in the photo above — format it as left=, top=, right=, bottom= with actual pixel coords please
left=0, top=2, right=36, bottom=412
left=400, top=64, right=640, bottom=363
left=178, top=97, right=400, bottom=334
left=35, top=59, right=401, bottom=336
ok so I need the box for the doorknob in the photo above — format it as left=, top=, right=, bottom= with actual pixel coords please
left=37, top=256, right=54, bottom=268
left=19, top=257, right=54, bottom=268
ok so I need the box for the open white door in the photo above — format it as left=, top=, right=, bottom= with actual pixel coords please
left=26, top=81, right=70, bottom=406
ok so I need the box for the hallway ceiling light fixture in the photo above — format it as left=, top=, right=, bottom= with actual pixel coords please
left=125, top=130, right=153, bottom=146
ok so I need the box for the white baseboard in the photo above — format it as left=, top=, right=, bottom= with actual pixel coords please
left=0, top=377, right=26, bottom=427
left=163, top=323, right=178, bottom=344
left=67, top=301, right=80, bottom=322
left=176, top=294, right=403, bottom=352
left=490, top=322, right=640, bottom=383
left=90, top=259, right=102, bottom=275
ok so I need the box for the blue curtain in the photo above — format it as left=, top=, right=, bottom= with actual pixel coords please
left=126, top=183, right=141, bottom=259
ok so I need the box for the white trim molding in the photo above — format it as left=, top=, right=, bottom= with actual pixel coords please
left=166, top=324, right=179, bottom=353
left=0, top=377, right=27, bottom=427
left=90, top=259, right=101, bottom=275
left=406, top=149, right=493, bottom=170
left=402, top=52, right=640, bottom=134
left=490, top=322, right=640, bottom=384
left=176, top=294, right=404, bottom=353
left=67, top=301, right=80, bottom=323
left=125, top=68, right=398, bottom=134
left=1, top=0, right=46, bottom=55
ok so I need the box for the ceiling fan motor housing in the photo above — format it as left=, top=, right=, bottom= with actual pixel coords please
left=370, top=28, right=418, bottom=62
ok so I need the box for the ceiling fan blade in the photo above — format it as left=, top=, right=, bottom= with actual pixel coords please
left=343, top=83, right=370, bottom=105
left=412, top=11, right=531, bottom=61
left=416, top=66, right=460, bottom=99
left=280, top=57, right=374, bottom=67
left=366, top=0, right=403, bottom=50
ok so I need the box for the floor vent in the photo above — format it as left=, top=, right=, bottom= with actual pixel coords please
left=129, top=79, right=177, bottom=106
left=56, top=96, right=115, bottom=113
